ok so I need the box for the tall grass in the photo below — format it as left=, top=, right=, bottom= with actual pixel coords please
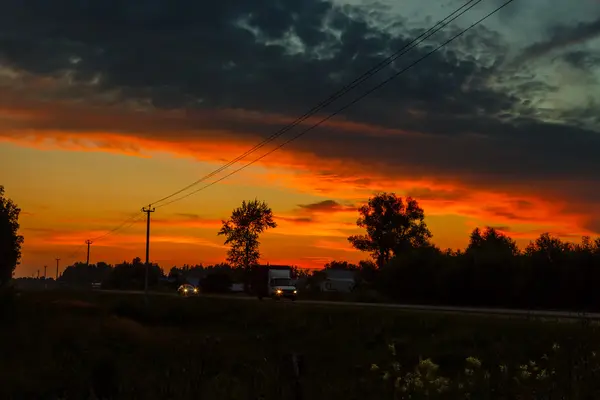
left=1, top=291, right=600, bottom=399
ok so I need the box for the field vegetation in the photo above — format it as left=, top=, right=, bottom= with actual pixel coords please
left=2, top=291, right=600, bottom=399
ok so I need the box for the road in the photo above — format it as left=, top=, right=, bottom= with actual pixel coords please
left=95, top=289, right=600, bottom=321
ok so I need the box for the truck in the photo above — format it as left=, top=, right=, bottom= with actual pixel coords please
left=252, top=265, right=297, bottom=300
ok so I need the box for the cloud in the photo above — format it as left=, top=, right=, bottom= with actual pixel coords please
left=277, top=216, right=315, bottom=224
left=560, top=50, right=600, bottom=71
left=297, top=199, right=356, bottom=213
left=487, top=226, right=512, bottom=233
left=515, top=17, right=600, bottom=63
left=37, top=227, right=226, bottom=249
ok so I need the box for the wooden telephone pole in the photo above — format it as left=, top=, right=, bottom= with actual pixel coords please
left=55, top=258, right=60, bottom=280
left=85, top=240, right=93, bottom=266
left=142, top=205, right=156, bottom=295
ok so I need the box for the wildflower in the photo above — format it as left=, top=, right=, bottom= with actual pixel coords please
left=519, top=370, right=531, bottom=379
left=518, top=364, right=528, bottom=371
left=536, top=369, right=548, bottom=380
left=528, top=360, right=538, bottom=371
left=370, top=363, right=379, bottom=372
left=465, top=368, right=474, bottom=376
left=391, top=362, right=401, bottom=372
left=413, top=378, right=424, bottom=388
left=552, top=343, right=560, bottom=351
left=388, top=343, right=396, bottom=356
left=593, top=351, right=597, bottom=358
left=499, top=364, right=507, bottom=373
left=419, top=358, right=439, bottom=372
left=483, top=371, right=491, bottom=380
left=383, top=372, right=390, bottom=380
left=466, top=356, right=482, bottom=368
left=458, top=383, right=464, bottom=390
left=433, top=377, right=451, bottom=393
left=394, top=376, right=402, bottom=389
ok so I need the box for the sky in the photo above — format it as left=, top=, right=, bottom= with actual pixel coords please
left=1, top=0, right=600, bottom=276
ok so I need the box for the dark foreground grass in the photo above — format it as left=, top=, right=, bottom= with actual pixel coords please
left=2, top=291, right=600, bottom=399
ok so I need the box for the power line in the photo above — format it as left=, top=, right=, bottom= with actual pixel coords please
left=61, top=0, right=485, bottom=247
left=89, top=211, right=144, bottom=242
left=154, top=0, right=515, bottom=210
left=57, top=214, right=145, bottom=266
left=57, top=0, right=483, bottom=257
left=149, top=0, right=485, bottom=208
left=56, top=0, right=513, bottom=258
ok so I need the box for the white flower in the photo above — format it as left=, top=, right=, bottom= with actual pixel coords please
left=388, top=343, right=397, bottom=356
left=466, top=357, right=482, bottom=368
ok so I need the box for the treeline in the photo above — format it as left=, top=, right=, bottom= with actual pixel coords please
left=58, top=258, right=311, bottom=293
left=361, top=229, right=600, bottom=311
left=58, top=258, right=260, bottom=293
left=54, top=229, right=600, bottom=311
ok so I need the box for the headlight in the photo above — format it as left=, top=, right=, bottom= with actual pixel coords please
left=294, top=290, right=297, bottom=294
left=276, top=289, right=282, bottom=294
left=193, top=288, right=198, bottom=293
left=183, top=289, right=188, bottom=293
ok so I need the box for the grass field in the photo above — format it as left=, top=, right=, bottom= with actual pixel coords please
left=2, top=291, right=600, bottom=399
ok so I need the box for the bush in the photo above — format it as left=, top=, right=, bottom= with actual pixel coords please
left=200, top=272, right=232, bottom=293
left=0, top=280, right=18, bottom=319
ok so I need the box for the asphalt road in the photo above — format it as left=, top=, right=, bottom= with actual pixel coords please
left=95, top=289, right=600, bottom=321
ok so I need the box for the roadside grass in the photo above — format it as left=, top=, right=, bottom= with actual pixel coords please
left=2, top=291, right=600, bottom=399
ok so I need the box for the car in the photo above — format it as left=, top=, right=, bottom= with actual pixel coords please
left=177, top=284, right=198, bottom=296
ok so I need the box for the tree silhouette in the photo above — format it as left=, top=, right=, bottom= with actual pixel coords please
left=462, top=227, right=520, bottom=306
left=218, top=199, right=277, bottom=290
left=466, top=227, right=519, bottom=258
left=103, top=258, right=163, bottom=290
left=60, top=262, right=113, bottom=285
left=324, top=260, right=358, bottom=270
left=348, top=193, right=432, bottom=268
left=0, top=186, right=24, bottom=288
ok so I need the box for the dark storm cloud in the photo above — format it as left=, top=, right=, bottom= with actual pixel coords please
left=0, top=0, right=514, bottom=123
left=1, top=0, right=600, bottom=229
left=516, top=17, right=600, bottom=63
left=560, top=50, right=600, bottom=71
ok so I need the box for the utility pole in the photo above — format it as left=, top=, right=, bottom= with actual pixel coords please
left=142, top=205, right=155, bottom=296
left=85, top=240, right=93, bottom=266
left=55, top=258, right=60, bottom=281
left=37, top=269, right=39, bottom=279
left=44, top=265, right=47, bottom=279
